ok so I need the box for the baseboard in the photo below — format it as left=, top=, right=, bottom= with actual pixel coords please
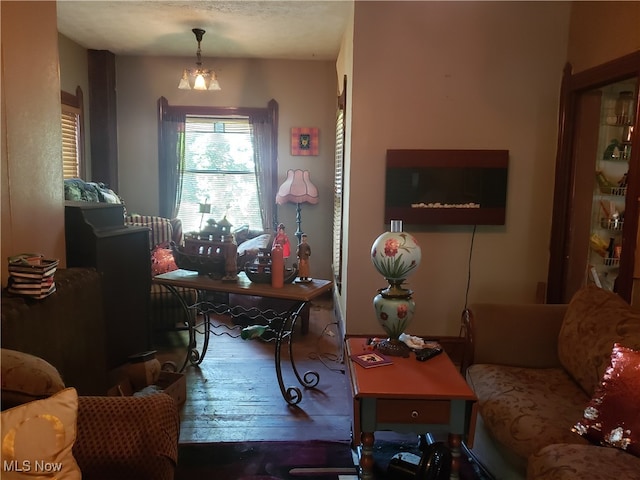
left=332, top=289, right=346, bottom=363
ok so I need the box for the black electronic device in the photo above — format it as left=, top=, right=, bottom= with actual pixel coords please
left=387, top=441, right=451, bottom=480
left=385, top=149, right=509, bottom=226
left=415, top=346, right=443, bottom=362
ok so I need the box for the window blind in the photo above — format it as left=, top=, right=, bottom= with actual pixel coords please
left=333, top=104, right=345, bottom=291
left=61, top=105, right=81, bottom=179
left=179, top=116, right=261, bottom=232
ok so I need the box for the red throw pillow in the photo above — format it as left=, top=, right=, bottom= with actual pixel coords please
left=151, top=246, right=178, bottom=276
left=573, top=343, right=640, bottom=457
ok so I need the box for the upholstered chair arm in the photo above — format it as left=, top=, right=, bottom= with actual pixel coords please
left=125, top=214, right=175, bottom=250
left=73, top=394, right=179, bottom=480
left=462, top=303, right=568, bottom=370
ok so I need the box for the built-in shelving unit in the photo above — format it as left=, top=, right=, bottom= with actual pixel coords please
left=547, top=52, right=640, bottom=304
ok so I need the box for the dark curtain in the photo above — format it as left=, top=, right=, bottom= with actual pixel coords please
left=157, top=97, right=278, bottom=231
left=250, top=99, right=279, bottom=232
left=157, top=97, right=185, bottom=219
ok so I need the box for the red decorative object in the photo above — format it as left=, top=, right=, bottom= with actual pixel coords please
left=271, top=244, right=284, bottom=288
left=291, top=127, right=319, bottom=156
left=573, top=343, right=640, bottom=457
left=151, top=246, right=178, bottom=276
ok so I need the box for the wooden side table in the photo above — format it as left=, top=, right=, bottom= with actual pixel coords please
left=345, top=337, right=477, bottom=479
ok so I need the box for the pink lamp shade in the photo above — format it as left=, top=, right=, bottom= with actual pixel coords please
left=276, top=170, right=319, bottom=205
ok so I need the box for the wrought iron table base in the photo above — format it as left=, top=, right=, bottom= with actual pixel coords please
left=161, top=284, right=320, bottom=405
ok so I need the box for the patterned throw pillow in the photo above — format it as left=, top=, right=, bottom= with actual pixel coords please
left=573, top=344, right=640, bottom=457
left=151, top=246, right=178, bottom=276
left=1, top=388, right=81, bottom=479
left=557, top=285, right=640, bottom=396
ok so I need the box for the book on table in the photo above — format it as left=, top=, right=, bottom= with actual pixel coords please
left=350, top=351, right=393, bottom=368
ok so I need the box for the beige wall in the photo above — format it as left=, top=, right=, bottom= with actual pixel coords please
left=114, top=56, right=338, bottom=280
left=567, top=1, right=640, bottom=73
left=58, top=33, right=91, bottom=179
left=1, top=1, right=65, bottom=285
left=342, top=1, right=572, bottom=336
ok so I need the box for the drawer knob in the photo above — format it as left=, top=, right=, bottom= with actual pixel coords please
left=411, top=410, right=419, bottom=418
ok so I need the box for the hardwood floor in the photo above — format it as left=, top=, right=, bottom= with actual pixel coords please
left=153, top=292, right=354, bottom=444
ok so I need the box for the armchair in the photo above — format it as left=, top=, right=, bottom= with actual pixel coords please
left=123, top=214, right=197, bottom=332
left=1, top=349, right=180, bottom=480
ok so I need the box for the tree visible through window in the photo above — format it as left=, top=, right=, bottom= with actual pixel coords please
left=179, top=116, right=262, bottom=233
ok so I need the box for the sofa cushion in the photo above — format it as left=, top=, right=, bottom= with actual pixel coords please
left=466, top=364, right=589, bottom=459
left=557, top=285, right=640, bottom=396
left=0, top=387, right=81, bottom=479
left=151, top=246, right=178, bottom=276
left=527, top=443, right=640, bottom=480
left=1, top=349, right=66, bottom=409
left=572, top=343, right=640, bottom=457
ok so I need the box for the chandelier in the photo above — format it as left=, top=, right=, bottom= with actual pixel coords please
left=178, top=28, right=221, bottom=91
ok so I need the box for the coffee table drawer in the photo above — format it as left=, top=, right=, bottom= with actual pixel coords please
left=377, top=399, right=451, bottom=424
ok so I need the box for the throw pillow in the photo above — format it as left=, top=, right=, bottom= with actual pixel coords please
left=151, top=246, right=178, bottom=276
left=1, top=349, right=65, bottom=409
left=557, top=285, right=640, bottom=395
left=573, top=343, right=640, bottom=457
left=237, top=233, right=271, bottom=256
left=233, top=224, right=251, bottom=244
left=1, top=387, right=81, bottom=479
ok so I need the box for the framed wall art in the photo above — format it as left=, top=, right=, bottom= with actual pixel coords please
left=291, top=127, right=319, bottom=156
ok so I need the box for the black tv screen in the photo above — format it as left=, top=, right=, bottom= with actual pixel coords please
left=384, top=149, right=509, bottom=225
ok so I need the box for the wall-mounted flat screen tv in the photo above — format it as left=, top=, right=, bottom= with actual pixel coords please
left=385, top=149, right=509, bottom=225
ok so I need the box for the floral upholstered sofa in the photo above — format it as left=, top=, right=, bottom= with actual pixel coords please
left=463, top=285, right=640, bottom=480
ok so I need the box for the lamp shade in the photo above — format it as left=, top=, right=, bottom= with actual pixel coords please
left=275, top=170, right=318, bottom=205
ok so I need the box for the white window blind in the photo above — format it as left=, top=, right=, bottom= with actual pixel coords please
left=61, top=105, right=81, bottom=179
left=179, top=116, right=262, bottom=233
left=333, top=101, right=345, bottom=290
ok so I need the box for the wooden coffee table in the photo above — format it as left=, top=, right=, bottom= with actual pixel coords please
left=345, top=337, right=477, bottom=479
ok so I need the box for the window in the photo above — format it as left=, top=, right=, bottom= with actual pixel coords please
left=157, top=97, right=278, bottom=230
left=333, top=76, right=347, bottom=292
left=179, top=116, right=262, bottom=233
left=61, top=88, right=84, bottom=179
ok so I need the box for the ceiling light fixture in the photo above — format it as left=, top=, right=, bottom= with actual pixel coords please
left=178, top=28, right=221, bottom=91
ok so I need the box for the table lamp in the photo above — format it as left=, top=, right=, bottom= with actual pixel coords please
left=275, top=169, right=319, bottom=242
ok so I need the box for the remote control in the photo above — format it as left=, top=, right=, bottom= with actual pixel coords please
left=415, top=346, right=443, bottom=362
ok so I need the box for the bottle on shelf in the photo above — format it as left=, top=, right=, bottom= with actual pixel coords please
left=615, top=91, right=635, bottom=125
left=607, top=237, right=616, bottom=259
left=621, top=126, right=633, bottom=161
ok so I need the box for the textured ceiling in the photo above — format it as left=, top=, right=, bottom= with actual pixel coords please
left=57, top=0, right=352, bottom=60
